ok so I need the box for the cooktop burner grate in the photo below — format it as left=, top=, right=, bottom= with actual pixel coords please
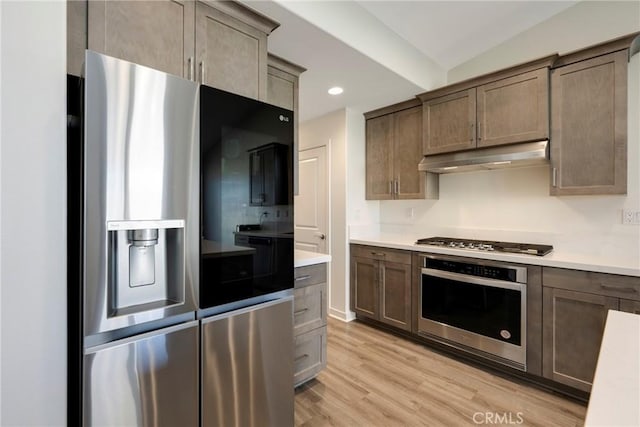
left=415, top=237, right=553, bottom=256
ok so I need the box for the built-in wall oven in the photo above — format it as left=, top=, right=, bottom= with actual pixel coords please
left=418, top=254, right=527, bottom=371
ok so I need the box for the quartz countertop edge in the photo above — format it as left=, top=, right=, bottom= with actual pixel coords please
left=295, top=250, right=331, bottom=268
left=585, top=310, right=640, bottom=426
left=350, top=237, right=640, bottom=277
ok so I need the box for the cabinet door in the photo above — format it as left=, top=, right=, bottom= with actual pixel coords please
left=550, top=50, right=628, bottom=195
left=249, top=151, right=264, bottom=205
left=293, top=282, right=327, bottom=336
left=423, top=88, right=476, bottom=155
left=379, top=260, right=412, bottom=331
left=394, top=106, right=424, bottom=199
left=542, top=287, right=618, bottom=392
left=620, top=299, right=640, bottom=314
left=267, top=66, right=295, bottom=110
left=350, top=256, right=379, bottom=319
left=294, top=326, right=327, bottom=386
left=366, top=114, right=394, bottom=200
left=67, top=0, right=87, bottom=76
left=195, top=1, right=267, bottom=100
left=477, top=68, right=549, bottom=148
left=88, top=0, right=194, bottom=78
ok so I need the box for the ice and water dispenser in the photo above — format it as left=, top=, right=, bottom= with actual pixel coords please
left=107, top=220, right=185, bottom=316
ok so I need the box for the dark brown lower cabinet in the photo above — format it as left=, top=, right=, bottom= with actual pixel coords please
left=542, top=266, right=640, bottom=392
left=350, top=245, right=412, bottom=331
left=620, top=298, right=640, bottom=314
left=542, top=287, right=617, bottom=392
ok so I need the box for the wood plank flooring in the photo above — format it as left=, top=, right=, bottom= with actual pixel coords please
left=295, top=318, right=586, bottom=427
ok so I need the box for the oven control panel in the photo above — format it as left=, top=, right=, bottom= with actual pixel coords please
left=424, top=257, right=522, bottom=283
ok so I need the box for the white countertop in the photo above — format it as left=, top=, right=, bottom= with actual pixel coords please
left=350, top=234, right=640, bottom=277
left=585, top=310, right=640, bottom=426
left=295, top=249, right=331, bottom=268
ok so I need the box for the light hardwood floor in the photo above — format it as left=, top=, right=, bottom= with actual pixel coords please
left=295, top=318, right=586, bottom=427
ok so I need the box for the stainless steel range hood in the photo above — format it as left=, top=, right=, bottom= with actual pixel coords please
left=418, top=140, right=549, bottom=174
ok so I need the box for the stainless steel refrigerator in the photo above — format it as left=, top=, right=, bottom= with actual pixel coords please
left=69, top=51, right=295, bottom=427
left=69, top=51, right=200, bottom=426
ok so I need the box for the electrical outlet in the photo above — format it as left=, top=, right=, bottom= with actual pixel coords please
left=622, top=210, right=640, bottom=225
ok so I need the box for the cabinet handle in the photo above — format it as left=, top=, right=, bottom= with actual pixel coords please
left=294, top=308, right=309, bottom=316
left=478, top=122, right=482, bottom=141
left=200, top=61, right=205, bottom=83
left=188, top=57, right=193, bottom=81
left=370, top=252, right=386, bottom=257
left=470, top=123, right=474, bottom=142
left=552, top=167, right=557, bottom=187
left=389, top=180, right=393, bottom=195
left=600, top=284, right=637, bottom=293
left=295, top=275, right=311, bottom=281
left=394, top=179, right=399, bottom=195
left=295, top=354, right=309, bottom=362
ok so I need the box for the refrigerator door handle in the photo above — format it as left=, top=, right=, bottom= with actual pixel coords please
left=84, top=320, right=198, bottom=354
left=201, top=296, right=294, bottom=325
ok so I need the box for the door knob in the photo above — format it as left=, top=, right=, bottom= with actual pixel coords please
left=314, top=232, right=326, bottom=240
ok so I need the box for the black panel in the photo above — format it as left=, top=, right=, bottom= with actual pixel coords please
left=422, top=275, right=522, bottom=345
left=200, top=85, right=294, bottom=309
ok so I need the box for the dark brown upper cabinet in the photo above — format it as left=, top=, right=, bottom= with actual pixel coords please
left=422, top=89, right=476, bottom=155
left=249, top=143, right=289, bottom=206
left=87, top=0, right=195, bottom=79
left=477, top=67, right=549, bottom=148
left=419, top=56, right=555, bottom=156
left=365, top=100, right=438, bottom=200
left=195, top=1, right=277, bottom=101
left=550, top=38, right=634, bottom=195
left=72, top=0, right=279, bottom=102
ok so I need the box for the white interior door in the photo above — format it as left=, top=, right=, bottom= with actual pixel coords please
left=295, top=146, right=328, bottom=253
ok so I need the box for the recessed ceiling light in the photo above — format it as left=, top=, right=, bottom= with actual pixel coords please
left=328, top=87, right=343, bottom=95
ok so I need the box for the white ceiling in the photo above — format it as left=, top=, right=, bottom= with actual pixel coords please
left=357, top=1, right=577, bottom=70
left=242, top=0, right=578, bottom=122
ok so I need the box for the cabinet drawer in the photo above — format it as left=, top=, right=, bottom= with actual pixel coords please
left=294, top=326, right=327, bottom=386
left=295, top=263, right=326, bottom=288
left=543, top=267, right=640, bottom=301
left=294, top=283, right=326, bottom=335
left=350, top=245, right=412, bottom=265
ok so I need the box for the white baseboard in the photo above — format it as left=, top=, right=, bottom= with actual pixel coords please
left=328, top=308, right=356, bottom=322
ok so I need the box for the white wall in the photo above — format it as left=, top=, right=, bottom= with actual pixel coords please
left=300, top=108, right=377, bottom=321
left=377, top=2, right=640, bottom=264
left=0, top=2, right=67, bottom=425
left=299, top=110, right=347, bottom=319
left=448, top=1, right=640, bottom=83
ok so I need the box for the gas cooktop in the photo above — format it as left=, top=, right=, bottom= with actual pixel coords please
left=415, top=237, right=553, bottom=256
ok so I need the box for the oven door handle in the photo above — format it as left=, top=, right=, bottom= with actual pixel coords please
left=421, top=268, right=525, bottom=291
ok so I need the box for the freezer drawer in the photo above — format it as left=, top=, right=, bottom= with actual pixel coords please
left=83, top=321, right=198, bottom=427
left=201, top=297, right=294, bottom=427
